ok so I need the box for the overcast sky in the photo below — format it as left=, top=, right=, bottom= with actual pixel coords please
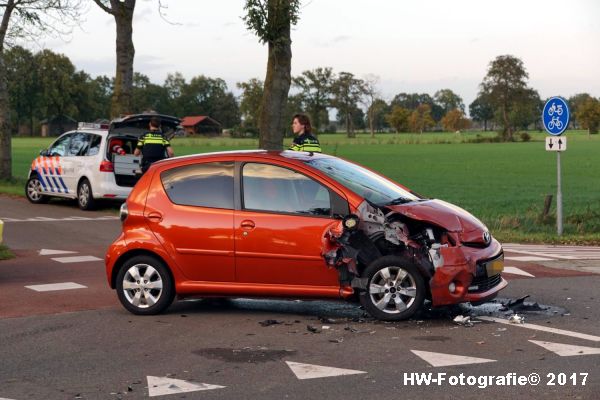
left=41, top=0, right=600, bottom=112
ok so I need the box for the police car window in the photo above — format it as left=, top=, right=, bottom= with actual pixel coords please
left=161, top=162, right=234, bottom=209
left=48, top=134, right=71, bottom=157
left=86, top=134, right=102, bottom=156
left=68, top=132, right=89, bottom=156
left=242, top=163, right=331, bottom=216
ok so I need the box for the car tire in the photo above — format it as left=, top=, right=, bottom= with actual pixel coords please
left=116, top=255, right=175, bottom=315
left=77, top=178, right=96, bottom=210
left=25, top=175, right=49, bottom=204
left=359, top=255, right=425, bottom=321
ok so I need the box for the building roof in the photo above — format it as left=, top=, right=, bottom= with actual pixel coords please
left=181, top=116, right=221, bottom=127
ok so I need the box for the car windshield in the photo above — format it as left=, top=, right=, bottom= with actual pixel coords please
left=304, top=157, right=421, bottom=206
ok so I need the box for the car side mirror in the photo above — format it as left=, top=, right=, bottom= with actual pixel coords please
left=39, top=149, right=49, bottom=156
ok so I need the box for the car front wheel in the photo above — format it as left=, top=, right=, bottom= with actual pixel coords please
left=25, top=175, right=49, bottom=204
left=77, top=178, right=96, bottom=210
left=116, top=255, right=175, bottom=315
left=359, top=256, right=425, bottom=321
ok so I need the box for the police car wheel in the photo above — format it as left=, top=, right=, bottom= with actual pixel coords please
left=77, top=179, right=96, bottom=210
left=116, top=255, right=175, bottom=315
left=359, top=256, right=425, bottom=321
left=25, top=176, right=49, bottom=204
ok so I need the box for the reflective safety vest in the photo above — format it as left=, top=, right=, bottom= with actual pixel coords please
left=136, top=131, right=170, bottom=168
left=289, top=133, right=321, bottom=153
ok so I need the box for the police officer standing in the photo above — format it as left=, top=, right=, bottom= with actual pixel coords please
left=289, top=114, right=321, bottom=153
left=134, top=116, right=174, bottom=173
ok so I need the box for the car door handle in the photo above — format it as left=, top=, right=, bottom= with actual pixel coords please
left=146, top=212, right=163, bottom=222
left=240, top=220, right=255, bottom=230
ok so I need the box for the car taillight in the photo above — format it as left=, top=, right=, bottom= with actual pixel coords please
left=100, top=160, right=114, bottom=172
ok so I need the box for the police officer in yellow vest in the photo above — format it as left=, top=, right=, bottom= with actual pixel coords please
left=289, top=113, right=322, bottom=153
left=134, top=116, right=174, bottom=173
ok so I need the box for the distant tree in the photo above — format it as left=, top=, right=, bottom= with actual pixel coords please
left=93, top=0, right=137, bottom=118
left=408, top=104, right=435, bottom=133
left=181, top=75, right=240, bottom=128
left=510, top=88, right=542, bottom=130
left=434, top=89, right=464, bottom=114
left=469, top=93, right=494, bottom=131
left=568, top=93, right=594, bottom=129
left=5, top=46, right=38, bottom=135
left=35, top=50, right=78, bottom=130
left=441, top=108, right=471, bottom=132
left=163, top=72, right=188, bottom=117
left=330, top=72, right=365, bottom=137
left=575, top=97, right=600, bottom=135
left=0, top=0, right=83, bottom=179
left=480, top=55, right=531, bottom=140
left=385, top=105, right=411, bottom=133
left=131, top=72, right=170, bottom=114
left=368, top=98, right=390, bottom=132
left=292, top=67, right=333, bottom=132
left=391, top=92, right=443, bottom=122
left=361, top=74, right=380, bottom=137
left=243, top=0, right=301, bottom=150
left=237, top=78, right=264, bottom=133
left=337, top=105, right=365, bottom=131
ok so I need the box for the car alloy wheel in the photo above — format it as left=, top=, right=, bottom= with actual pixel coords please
left=116, top=255, right=174, bottom=315
left=25, top=176, right=49, bottom=204
left=77, top=179, right=95, bottom=210
left=360, top=256, right=425, bottom=321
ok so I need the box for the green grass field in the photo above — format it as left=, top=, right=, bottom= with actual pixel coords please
left=3, top=130, right=599, bottom=244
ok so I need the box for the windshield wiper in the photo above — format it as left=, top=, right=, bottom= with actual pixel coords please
left=384, top=197, right=414, bottom=206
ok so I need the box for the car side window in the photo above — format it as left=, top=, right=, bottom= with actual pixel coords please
left=161, top=162, right=234, bottom=209
left=242, top=163, right=331, bottom=216
left=86, top=134, right=102, bottom=156
left=68, top=132, right=89, bottom=156
left=47, top=134, right=71, bottom=157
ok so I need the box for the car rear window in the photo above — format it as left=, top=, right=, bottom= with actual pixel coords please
left=161, top=162, right=234, bottom=209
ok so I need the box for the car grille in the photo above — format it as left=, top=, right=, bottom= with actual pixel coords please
left=468, top=274, right=502, bottom=293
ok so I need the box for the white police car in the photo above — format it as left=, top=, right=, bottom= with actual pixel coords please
left=25, top=114, right=181, bottom=210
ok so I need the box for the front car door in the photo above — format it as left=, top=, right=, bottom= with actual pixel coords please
left=33, top=133, right=73, bottom=196
left=234, top=162, right=345, bottom=287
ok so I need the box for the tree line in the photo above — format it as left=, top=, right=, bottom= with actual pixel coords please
left=6, top=47, right=600, bottom=142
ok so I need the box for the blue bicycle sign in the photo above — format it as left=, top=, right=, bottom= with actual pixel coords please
left=542, top=97, right=569, bottom=136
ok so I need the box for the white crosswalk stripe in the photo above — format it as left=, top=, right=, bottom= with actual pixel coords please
left=503, top=243, right=600, bottom=260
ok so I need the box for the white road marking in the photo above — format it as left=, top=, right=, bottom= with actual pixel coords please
left=529, top=340, right=600, bottom=357
left=286, top=361, right=367, bottom=380
left=478, top=316, right=600, bottom=342
left=503, top=243, right=600, bottom=260
left=503, top=267, right=535, bottom=277
left=410, top=350, right=496, bottom=367
left=0, top=216, right=119, bottom=223
left=39, top=249, right=77, bottom=256
left=147, top=376, right=225, bottom=397
left=25, top=282, right=87, bottom=292
left=51, top=256, right=102, bottom=263
left=505, top=256, right=553, bottom=262
left=0, top=397, right=16, bottom=400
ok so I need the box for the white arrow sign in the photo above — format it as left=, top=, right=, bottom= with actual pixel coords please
left=546, top=136, right=567, bottom=151
left=147, top=376, right=225, bottom=397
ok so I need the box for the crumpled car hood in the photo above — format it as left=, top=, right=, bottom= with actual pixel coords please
left=387, top=199, right=487, bottom=236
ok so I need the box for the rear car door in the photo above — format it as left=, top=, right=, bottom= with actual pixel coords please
left=143, top=161, right=236, bottom=282
left=234, top=162, right=344, bottom=286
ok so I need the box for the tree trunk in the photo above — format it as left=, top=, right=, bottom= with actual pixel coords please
left=111, top=6, right=135, bottom=118
left=0, top=0, right=15, bottom=180
left=369, top=109, right=375, bottom=138
left=502, top=105, right=512, bottom=141
left=258, top=35, right=292, bottom=150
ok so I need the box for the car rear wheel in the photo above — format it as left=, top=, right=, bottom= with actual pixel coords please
left=25, top=175, right=49, bottom=204
left=359, top=256, right=425, bottom=321
left=77, top=178, right=96, bottom=210
left=116, top=255, right=175, bottom=315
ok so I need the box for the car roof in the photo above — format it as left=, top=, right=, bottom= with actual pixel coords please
left=154, top=149, right=335, bottom=166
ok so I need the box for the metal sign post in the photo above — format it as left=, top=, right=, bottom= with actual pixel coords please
left=542, top=96, right=570, bottom=236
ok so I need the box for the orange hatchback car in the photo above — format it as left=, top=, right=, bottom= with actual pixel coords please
left=105, top=150, right=507, bottom=321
